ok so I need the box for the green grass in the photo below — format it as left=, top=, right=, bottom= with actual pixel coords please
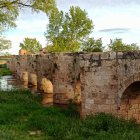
left=0, top=89, right=139, bottom=140
left=0, top=64, right=12, bottom=76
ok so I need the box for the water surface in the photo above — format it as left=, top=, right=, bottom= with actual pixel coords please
left=0, top=75, right=27, bottom=91
left=0, top=75, right=42, bottom=96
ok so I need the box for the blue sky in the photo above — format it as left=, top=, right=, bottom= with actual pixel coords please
left=5, top=0, right=140, bottom=54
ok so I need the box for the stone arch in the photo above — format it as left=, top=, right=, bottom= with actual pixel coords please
left=41, top=77, right=53, bottom=106
left=118, top=81, right=140, bottom=123
left=118, top=72, right=140, bottom=99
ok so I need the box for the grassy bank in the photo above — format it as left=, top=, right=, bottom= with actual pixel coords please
left=0, top=64, right=12, bottom=76
left=0, top=89, right=139, bottom=140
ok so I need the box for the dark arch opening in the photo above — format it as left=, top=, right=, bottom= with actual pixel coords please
left=122, top=81, right=140, bottom=99
left=119, top=81, right=140, bottom=123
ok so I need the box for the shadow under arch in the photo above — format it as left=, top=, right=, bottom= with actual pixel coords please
left=118, top=81, right=140, bottom=123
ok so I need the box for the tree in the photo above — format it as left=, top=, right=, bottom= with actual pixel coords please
left=45, top=6, right=93, bottom=52
left=0, top=0, right=56, bottom=53
left=0, top=37, right=11, bottom=55
left=0, top=0, right=56, bottom=32
left=19, top=38, right=42, bottom=54
left=108, top=38, right=139, bottom=51
left=81, top=38, right=103, bottom=52
left=2, top=52, right=11, bottom=56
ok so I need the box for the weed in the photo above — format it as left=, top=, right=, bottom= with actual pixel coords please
left=0, top=66, right=12, bottom=76
left=0, top=90, right=139, bottom=140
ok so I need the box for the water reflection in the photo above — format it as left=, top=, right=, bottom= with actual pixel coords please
left=0, top=75, right=27, bottom=90
left=0, top=75, right=42, bottom=96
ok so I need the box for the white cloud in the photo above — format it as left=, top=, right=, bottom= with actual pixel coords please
left=87, top=4, right=140, bottom=46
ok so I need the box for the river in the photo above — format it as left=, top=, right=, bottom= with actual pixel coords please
left=0, top=75, right=27, bottom=90
left=0, top=75, right=43, bottom=96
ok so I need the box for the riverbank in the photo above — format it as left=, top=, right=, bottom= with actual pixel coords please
left=0, top=89, right=139, bottom=140
left=0, top=64, right=12, bottom=76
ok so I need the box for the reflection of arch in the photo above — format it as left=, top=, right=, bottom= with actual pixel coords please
left=118, top=81, right=140, bottom=123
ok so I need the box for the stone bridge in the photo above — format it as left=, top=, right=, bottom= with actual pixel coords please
left=7, top=52, right=140, bottom=122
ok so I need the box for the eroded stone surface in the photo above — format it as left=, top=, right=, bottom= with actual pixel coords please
left=7, top=51, right=140, bottom=122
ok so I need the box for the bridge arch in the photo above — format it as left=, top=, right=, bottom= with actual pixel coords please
left=41, top=77, right=53, bottom=106
left=118, top=77, right=140, bottom=123
left=118, top=72, right=140, bottom=98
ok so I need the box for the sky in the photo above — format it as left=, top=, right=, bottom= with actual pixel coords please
left=4, top=0, right=140, bottom=54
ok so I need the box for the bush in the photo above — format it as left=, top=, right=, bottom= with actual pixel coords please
left=0, top=64, right=7, bottom=68
left=0, top=67, right=12, bottom=76
left=80, top=113, right=140, bottom=139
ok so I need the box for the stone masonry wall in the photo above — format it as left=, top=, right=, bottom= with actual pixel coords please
left=7, top=53, right=80, bottom=105
left=7, top=51, right=140, bottom=122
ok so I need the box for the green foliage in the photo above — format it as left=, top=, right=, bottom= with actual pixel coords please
left=81, top=113, right=140, bottom=140
left=67, top=99, right=80, bottom=117
left=0, top=0, right=18, bottom=32
left=19, top=38, right=42, bottom=54
left=0, top=0, right=56, bottom=54
left=0, top=89, right=139, bottom=139
left=0, top=52, right=11, bottom=56
left=45, top=6, right=93, bottom=52
left=0, top=37, right=11, bottom=54
left=82, top=38, right=104, bottom=52
left=108, top=38, right=139, bottom=51
left=0, top=63, right=7, bottom=68
left=30, top=0, right=56, bottom=15
left=0, top=0, right=56, bottom=33
left=0, top=66, right=12, bottom=76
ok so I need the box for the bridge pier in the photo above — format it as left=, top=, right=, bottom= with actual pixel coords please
left=7, top=52, right=140, bottom=123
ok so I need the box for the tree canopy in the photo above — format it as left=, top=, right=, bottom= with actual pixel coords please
left=0, top=0, right=56, bottom=53
left=0, top=37, right=11, bottom=51
left=81, top=38, right=103, bottom=52
left=19, top=38, right=42, bottom=54
left=108, top=38, right=139, bottom=51
left=45, top=6, right=93, bottom=52
left=0, top=0, right=56, bottom=32
left=0, top=37, right=11, bottom=55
